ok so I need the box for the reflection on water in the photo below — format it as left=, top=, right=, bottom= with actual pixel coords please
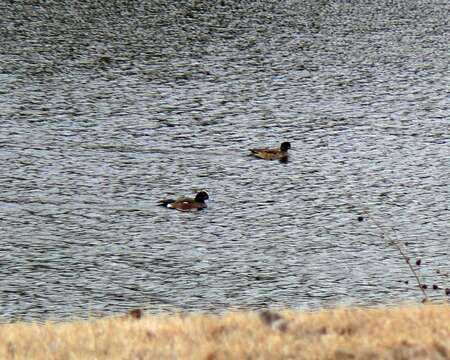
left=0, top=0, right=449, bottom=320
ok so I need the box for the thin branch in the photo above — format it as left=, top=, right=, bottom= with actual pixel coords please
left=361, top=209, right=428, bottom=302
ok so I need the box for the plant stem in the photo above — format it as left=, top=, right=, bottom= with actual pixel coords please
left=362, top=209, right=428, bottom=302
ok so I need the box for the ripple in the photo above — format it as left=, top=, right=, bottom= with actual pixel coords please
left=0, top=0, right=449, bottom=321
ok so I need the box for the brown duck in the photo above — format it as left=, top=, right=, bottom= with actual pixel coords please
left=249, top=142, right=291, bottom=162
left=158, top=191, right=209, bottom=211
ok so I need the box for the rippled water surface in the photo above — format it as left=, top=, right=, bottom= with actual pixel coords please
left=1, top=0, right=449, bottom=321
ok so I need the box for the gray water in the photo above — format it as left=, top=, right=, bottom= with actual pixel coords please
left=1, top=0, right=449, bottom=321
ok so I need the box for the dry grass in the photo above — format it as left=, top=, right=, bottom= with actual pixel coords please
left=1, top=304, right=450, bottom=360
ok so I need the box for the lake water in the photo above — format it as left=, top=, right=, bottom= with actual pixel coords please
left=1, top=0, right=449, bottom=321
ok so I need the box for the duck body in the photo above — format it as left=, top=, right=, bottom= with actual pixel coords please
left=158, top=191, right=209, bottom=211
left=249, top=141, right=291, bottom=161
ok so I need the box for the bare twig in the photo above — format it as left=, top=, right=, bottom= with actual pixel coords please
left=361, top=209, right=428, bottom=302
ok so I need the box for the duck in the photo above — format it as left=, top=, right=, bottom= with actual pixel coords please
left=158, top=191, right=209, bottom=211
left=249, top=141, right=291, bottom=162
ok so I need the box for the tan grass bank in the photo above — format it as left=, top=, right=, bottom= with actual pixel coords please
left=1, top=304, right=449, bottom=359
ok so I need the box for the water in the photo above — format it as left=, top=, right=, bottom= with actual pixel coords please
left=1, top=0, right=449, bottom=321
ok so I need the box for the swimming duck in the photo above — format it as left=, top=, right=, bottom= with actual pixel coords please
left=249, top=141, right=291, bottom=161
left=158, top=191, right=209, bottom=211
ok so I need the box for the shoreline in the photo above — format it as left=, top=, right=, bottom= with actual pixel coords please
left=1, top=304, right=449, bottom=359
